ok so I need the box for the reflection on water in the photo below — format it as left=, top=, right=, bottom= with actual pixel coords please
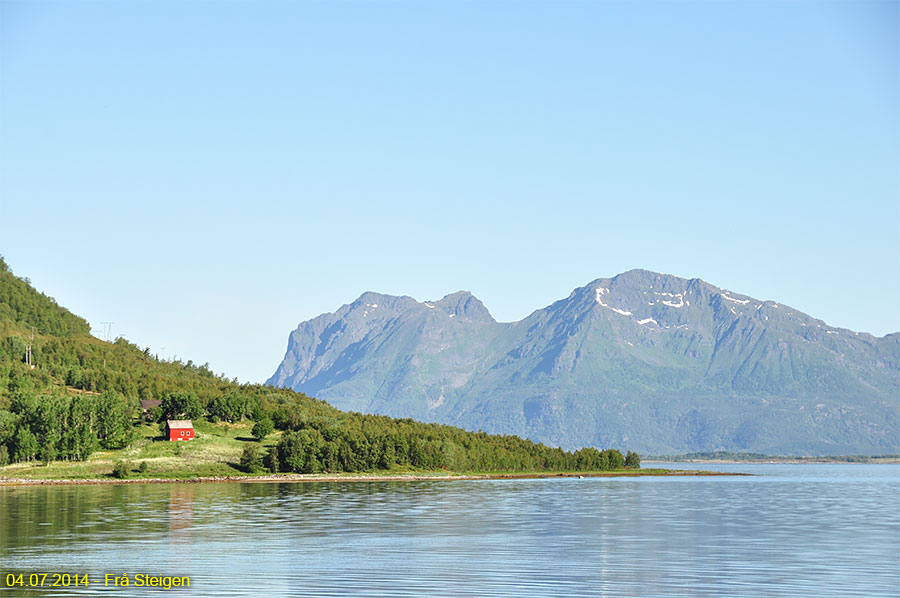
left=1, top=464, right=898, bottom=597
left=168, top=486, right=194, bottom=544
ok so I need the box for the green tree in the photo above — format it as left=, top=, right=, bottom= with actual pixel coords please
left=575, top=447, right=602, bottom=470
left=208, top=392, right=253, bottom=423
left=251, top=417, right=274, bottom=441
left=12, top=427, right=38, bottom=462
left=263, top=446, right=279, bottom=473
left=240, top=444, right=264, bottom=473
left=625, top=451, right=641, bottom=469
left=603, top=448, right=625, bottom=470
left=0, top=410, right=18, bottom=451
left=160, top=392, right=202, bottom=420
left=95, top=391, right=134, bottom=449
left=276, top=429, right=323, bottom=473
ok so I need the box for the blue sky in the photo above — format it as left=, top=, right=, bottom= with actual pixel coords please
left=1, top=0, right=897, bottom=383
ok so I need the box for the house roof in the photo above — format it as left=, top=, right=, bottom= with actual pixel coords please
left=166, top=420, right=194, bottom=429
left=140, top=399, right=162, bottom=409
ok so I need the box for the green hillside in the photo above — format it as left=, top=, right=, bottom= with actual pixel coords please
left=0, top=257, right=637, bottom=478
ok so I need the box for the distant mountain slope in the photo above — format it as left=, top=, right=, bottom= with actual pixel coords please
left=269, top=270, right=900, bottom=454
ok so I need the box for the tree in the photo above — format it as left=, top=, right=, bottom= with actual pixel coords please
left=263, top=447, right=279, bottom=473
left=208, top=392, right=254, bottom=423
left=95, top=391, right=134, bottom=449
left=160, top=392, right=202, bottom=420
left=603, top=448, right=625, bottom=470
left=625, top=451, right=641, bottom=469
left=251, top=417, right=274, bottom=441
left=276, top=429, right=322, bottom=473
left=240, top=444, right=264, bottom=473
left=0, top=410, right=19, bottom=455
left=575, top=447, right=602, bottom=470
left=12, top=426, right=38, bottom=462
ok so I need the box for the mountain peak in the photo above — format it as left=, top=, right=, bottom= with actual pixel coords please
left=431, top=291, right=494, bottom=322
left=354, top=290, right=391, bottom=304
left=608, top=269, right=692, bottom=288
left=441, top=290, right=473, bottom=299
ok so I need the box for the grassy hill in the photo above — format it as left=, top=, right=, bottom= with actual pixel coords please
left=0, top=256, right=638, bottom=479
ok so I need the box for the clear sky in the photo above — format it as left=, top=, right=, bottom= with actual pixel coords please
left=1, top=0, right=897, bottom=383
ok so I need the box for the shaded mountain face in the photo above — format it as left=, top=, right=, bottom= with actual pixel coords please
left=268, top=270, right=900, bottom=454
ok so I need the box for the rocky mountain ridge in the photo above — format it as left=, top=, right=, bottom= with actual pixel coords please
left=268, top=270, right=899, bottom=454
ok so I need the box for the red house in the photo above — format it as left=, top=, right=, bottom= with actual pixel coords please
left=166, top=420, right=194, bottom=441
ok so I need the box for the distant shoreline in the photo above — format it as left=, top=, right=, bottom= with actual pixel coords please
left=644, top=458, right=900, bottom=465
left=0, top=469, right=741, bottom=486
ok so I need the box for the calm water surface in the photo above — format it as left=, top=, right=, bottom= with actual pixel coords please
left=1, top=463, right=898, bottom=597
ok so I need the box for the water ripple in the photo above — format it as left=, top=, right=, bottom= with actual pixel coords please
left=1, top=464, right=897, bottom=597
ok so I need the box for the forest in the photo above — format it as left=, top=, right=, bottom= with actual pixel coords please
left=0, top=256, right=640, bottom=474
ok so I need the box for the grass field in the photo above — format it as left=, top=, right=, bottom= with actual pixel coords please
left=0, top=420, right=282, bottom=480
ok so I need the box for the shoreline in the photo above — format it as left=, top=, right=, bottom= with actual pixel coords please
left=644, top=459, right=900, bottom=465
left=0, top=469, right=741, bottom=486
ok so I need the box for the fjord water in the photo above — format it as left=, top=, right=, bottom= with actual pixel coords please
left=1, top=465, right=898, bottom=597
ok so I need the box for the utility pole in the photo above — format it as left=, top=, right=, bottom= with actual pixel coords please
left=100, top=322, right=114, bottom=342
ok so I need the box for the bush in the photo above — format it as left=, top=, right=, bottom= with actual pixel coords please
left=240, top=444, right=264, bottom=473
left=138, top=461, right=149, bottom=474
left=112, top=461, right=130, bottom=479
left=252, top=417, right=274, bottom=441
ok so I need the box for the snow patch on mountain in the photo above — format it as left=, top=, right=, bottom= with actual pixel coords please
left=722, top=293, right=751, bottom=305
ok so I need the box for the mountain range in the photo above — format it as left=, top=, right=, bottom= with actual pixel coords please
left=267, top=270, right=899, bottom=454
